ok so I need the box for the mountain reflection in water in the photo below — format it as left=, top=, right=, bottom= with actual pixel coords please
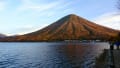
left=0, top=42, right=109, bottom=68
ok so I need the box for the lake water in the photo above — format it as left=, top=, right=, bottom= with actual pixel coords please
left=0, top=42, right=109, bottom=68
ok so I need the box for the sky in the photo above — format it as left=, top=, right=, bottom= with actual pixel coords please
left=0, top=0, right=119, bottom=36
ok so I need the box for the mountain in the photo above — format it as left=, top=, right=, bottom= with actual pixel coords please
left=1, top=14, right=119, bottom=41
left=0, top=34, right=6, bottom=38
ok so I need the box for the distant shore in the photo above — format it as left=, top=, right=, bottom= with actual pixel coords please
left=0, top=39, right=107, bottom=42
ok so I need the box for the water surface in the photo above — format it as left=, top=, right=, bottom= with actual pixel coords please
left=0, top=42, right=109, bottom=68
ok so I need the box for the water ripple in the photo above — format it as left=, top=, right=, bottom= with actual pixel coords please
left=0, top=42, right=109, bottom=68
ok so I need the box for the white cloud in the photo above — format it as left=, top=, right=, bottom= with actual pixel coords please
left=93, top=12, right=120, bottom=30
left=17, top=24, right=48, bottom=35
left=6, top=24, right=49, bottom=36
left=3, top=23, right=49, bottom=36
left=17, top=0, right=62, bottom=12
left=0, top=1, right=7, bottom=11
left=14, top=0, right=73, bottom=17
left=0, top=0, right=74, bottom=36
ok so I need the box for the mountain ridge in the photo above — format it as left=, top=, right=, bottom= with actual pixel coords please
left=0, top=14, right=119, bottom=41
left=0, top=34, right=6, bottom=38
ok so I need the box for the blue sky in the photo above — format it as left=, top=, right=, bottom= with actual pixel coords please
left=0, top=0, right=119, bottom=35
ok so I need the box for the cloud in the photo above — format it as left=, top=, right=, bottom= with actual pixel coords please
left=93, top=12, right=120, bottom=30
left=11, top=0, right=74, bottom=18
left=0, top=0, right=74, bottom=36
left=14, top=0, right=74, bottom=17
left=17, top=0, right=63, bottom=12
left=0, top=1, right=7, bottom=11
left=14, top=24, right=49, bottom=35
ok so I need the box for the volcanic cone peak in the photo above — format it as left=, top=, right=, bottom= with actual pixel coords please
left=22, top=14, right=118, bottom=40
left=63, top=14, right=83, bottom=20
left=2, top=14, right=119, bottom=41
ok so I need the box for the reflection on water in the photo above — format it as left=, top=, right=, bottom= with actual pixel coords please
left=0, top=42, right=109, bottom=68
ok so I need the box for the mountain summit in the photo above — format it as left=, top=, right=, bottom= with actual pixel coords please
left=1, top=14, right=119, bottom=41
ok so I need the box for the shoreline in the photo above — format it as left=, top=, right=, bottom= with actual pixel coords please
left=95, top=49, right=120, bottom=68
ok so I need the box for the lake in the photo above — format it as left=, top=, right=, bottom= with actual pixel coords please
left=0, top=42, right=109, bottom=68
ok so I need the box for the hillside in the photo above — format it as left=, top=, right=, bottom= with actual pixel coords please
left=0, top=34, right=6, bottom=38
left=0, top=14, right=119, bottom=41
